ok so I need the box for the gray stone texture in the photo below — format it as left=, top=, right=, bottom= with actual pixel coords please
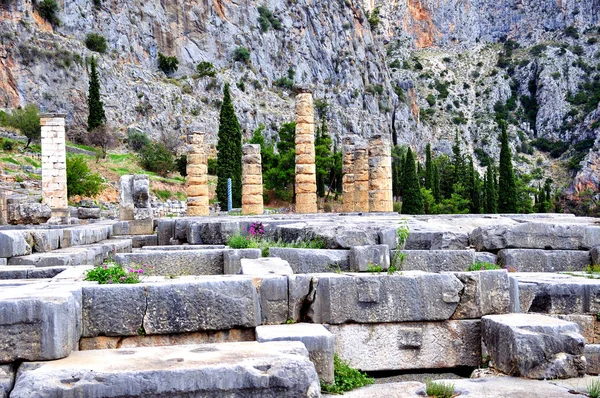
left=256, top=276, right=289, bottom=325
left=115, top=249, right=224, bottom=276
left=0, top=231, right=31, bottom=258
left=141, top=244, right=226, bottom=251
left=498, top=249, right=590, bottom=272
left=240, top=257, right=294, bottom=275
left=288, top=274, right=314, bottom=322
left=309, top=272, right=463, bottom=324
left=257, top=323, right=335, bottom=384
left=0, top=364, right=15, bottom=398
left=451, top=270, right=511, bottom=319
left=10, top=342, right=320, bottom=398
left=61, top=224, right=113, bottom=247
left=144, top=279, right=261, bottom=334
left=405, top=231, right=469, bottom=250
left=349, top=244, right=390, bottom=271
left=482, top=314, right=586, bottom=379
left=328, top=320, right=481, bottom=371
left=77, top=207, right=101, bottom=219
left=378, top=228, right=398, bottom=250
left=268, top=247, right=350, bottom=274
left=0, top=285, right=81, bottom=362
left=585, top=344, right=600, bottom=375
left=223, top=248, right=262, bottom=275
left=7, top=203, right=51, bottom=225
left=395, top=250, right=476, bottom=272
left=592, top=246, right=600, bottom=265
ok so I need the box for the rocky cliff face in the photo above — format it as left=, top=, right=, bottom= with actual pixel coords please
left=0, top=0, right=599, bottom=197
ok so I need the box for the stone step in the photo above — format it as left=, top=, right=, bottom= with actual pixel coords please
left=112, top=234, right=158, bottom=248
left=391, top=250, right=497, bottom=272
left=498, top=249, right=590, bottom=272
left=267, top=247, right=349, bottom=274
left=9, top=342, right=320, bottom=398
left=139, top=244, right=226, bottom=251
left=114, top=249, right=225, bottom=275
left=0, top=266, right=67, bottom=280
left=7, top=238, right=132, bottom=267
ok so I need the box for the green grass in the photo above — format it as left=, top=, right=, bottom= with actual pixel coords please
left=67, top=142, right=97, bottom=152
left=587, top=378, right=600, bottom=398
left=24, top=157, right=41, bottom=167
left=154, top=189, right=172, bottom=201
left=425, top=378, right=455, bottom=398
left=226, top=233, right=326, bottom=252
left=321, top=355, right=374, bottom=394
left=467, top=261, right=501, bottom=271
left=1, top=156, right=20, bottom=165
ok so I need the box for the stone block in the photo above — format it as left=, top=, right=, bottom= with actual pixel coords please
left=241, top=257, right=294, bottom=275
left=31, top=229, right=63, bottom=252
left=551, top=314, right=595, bottom=344
left=10, top=342, right=320, bottom=398
left=130, top=234, right=158, bottom=248
left=405, top=231, right=469, bottom=250
left=128, top=219, right=154, bottom=235
left=0, top=364, right=15, bottom=398
left=0, top=285, right=81, bottom=362
left=310, top=272, right=463, bottom=324
left=585, top=344, right=600, bottom=375
left=329, top=320, right=481, bottom=371
left=257, top=323, right=335, bottom=383
left=0, top=231, right=31, bottom=258
left=394, top=250, right=475, bottom=272
left=7, top=203, right=51, bottom=225
left=77, top=207, right=101, bottom=220
left=268, top=248, right=350, bottom=273
left=378, top=228, right=398, bottom=250
left=482, top=314, right=586, bottom=379
left=255, top=275, right=289, bottom=325
left=288, top=274, right=314, bottom=322
left=451, top=270, right=511, bottom=319
left=349, top=244, right=390, bottom=271
left=498, top=249, right=590, bottom=272
left=82, top=284, right=146, bottom=337
left=223, top=248, right=262, bottom=274
left=114, top=250, right=224, bottom=276
left=144, top=278, right=261, bottom=334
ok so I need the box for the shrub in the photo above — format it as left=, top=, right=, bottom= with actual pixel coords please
left=66, top=155, right=104, bottom=198
left=207, top=157, right=218, bottom=175
left=588, top=377, right=600, bottom=398
left=468, top=261, right=501, bottom=271
left=425, top=378, right=455, bottom=398
left=572, top=45, right=584, bottom=56
left=530, top=44, right=547, bottom=56
left=127, top=129, right=150, bottom=152
left=37, top=0, right=60, bottom=26
left=157, top=52, right=179, bottom=75
left=227, top=233, right=251, bottom=249
left=85, top=124, right=118, bottom=159
left=565, top=25, right=579, bottom=39
left=85, top=33, right=107, bottom=53
left=5, top=104, right=40, bottom=148
left=2, top=139, right=14, bottom=151
left=233, top=47, right=251, bottom=63
left=321, top=355, right=374, bottom=394
left=257, top=5, right=282, bottom=32
left=196, top=61, right=216, bottom=77
left=366, top=6, right=381, bottom=31
left=84, top=262, right=146, bottom=284
left=138, top=141, right=174, bottom=177
left=426, top=94, right=436, bottom=106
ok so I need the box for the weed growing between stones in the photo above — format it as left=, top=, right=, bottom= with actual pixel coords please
left=84, top=262, right=149, bottom=284
left=425, top=378, right=455, bottom=398
left=467, top=261, right=502, bottom=271
left=587, top=378, right=600, bottom=398
left=321, top=354, right=374, bottom=394
left=366, top=263, right=383, bottom=273
left=227, top=229, right=326, bottom=254
left=391, top=219, right=410, bottom=272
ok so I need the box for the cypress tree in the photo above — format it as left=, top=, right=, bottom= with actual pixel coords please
left=432, top=163, right=441, bottom=203
left=216, top=83, right=243, bottom=208
left=484, top=163, right=497, bottom=213
left=468, top=157, right=481, bottom=213
left=451, top=131, right=465, bottom=187
left=425, top=143, right=433, bottom=190
left=497, top=121, right=518, bottom=213
left=401, top=148, right=424, bottom=214
left=87, top=56, right=105, bottom=131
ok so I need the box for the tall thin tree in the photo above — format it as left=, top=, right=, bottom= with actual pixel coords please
left=425, top=143, right=433, bottom=190
left=401, top=147, right=424, bottom=215
left=87, top=56, right=105, bottom=131
left=497, top=121, right=518, bottom=213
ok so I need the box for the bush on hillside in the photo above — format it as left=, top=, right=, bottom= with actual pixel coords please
left=138, top=141, right=174, bottom=177
left=85, top=33, right=107, bottom=53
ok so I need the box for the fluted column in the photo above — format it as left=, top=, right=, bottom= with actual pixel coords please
left=242, top=144, right=264, bottom=215
left=186, top=132, right=210, bottom=216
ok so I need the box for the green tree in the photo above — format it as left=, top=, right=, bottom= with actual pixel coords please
left=66, top=155, right=104, bottom=198
left=85, top=33, right=107, bottom=53
left=139, top=141, right=175, bottom=177
left=216, top=83, right=243, bottom=207
left=497, top=121, right=518, bottom=213
left=425, top=143, right=433, bottom=190
left=87, top=56, right=105, bottom=131
left=467, top=157, right=481, bottom=213
left=391, top=145, right=406, bottom=198
left=6, top=104, right=40, bottom=149
left=37, top=0, right=60, bottom=26
left=401, top=147, right=424, bottom=214
left=484, top=163, right=498, bottom=213
left=157, top=52, right=179, bottom=75
left=432, top=163, right=441, bottom=203
left=452, top=131, right=465, bottom=187
left=315, top=118, right=333, bottom=197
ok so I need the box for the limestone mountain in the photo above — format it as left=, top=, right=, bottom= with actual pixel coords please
left=0, top=0, right=599, bottom=200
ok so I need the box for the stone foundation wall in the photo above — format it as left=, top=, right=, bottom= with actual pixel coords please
left=40, top=114, right=68, bottom=223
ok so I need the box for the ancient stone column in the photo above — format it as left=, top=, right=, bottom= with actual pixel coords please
left=242, top=144, right=264, bottom=215
left=41, top=113, right=69, bottom=224
left=342, top=136, right=355, bottom=213
left=186, top=132, right=210, bottom=216
left=119, top=175, right=152, bottom=220
left=353, top=141, right=370, bottom=213
left=294, top=88, right=317, bottom=214
left=368, top=134, right=393, bottom=212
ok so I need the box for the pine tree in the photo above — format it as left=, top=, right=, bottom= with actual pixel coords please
left=216, top=83, right=243, bottom=208
left=87, top=56, right=105, bottom=131
left=391, top=145, right=405, bottom=198
left=425, top=143, right=433, bottom=190
left=432, top=163, right=441, bottom=203
left=484, top=163, right=497, bottom=213
left=468, top=157, right=481, bottom=213
left=497, top=121, right=518, bottom=213
left=451, top=131, right=465, bottom=187
left=315, top=118, right=333, bottom=198
left=401, top=148, right=424, bottom=214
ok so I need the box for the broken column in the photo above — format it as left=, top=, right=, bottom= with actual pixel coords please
left=41, top=113, right=69, bottom=224
left=353, top=141, right=369, bottom=213
left=368, top=134, right=393, bottom=212
left=242, top=144, right=264, bottom=215
left=119, top=175, right=152, bottom=220
left=341, top=136, right=355, bottom=213
left=294, top=87, right=317, bottom=214
left=186, top=132, right=210, bottom=216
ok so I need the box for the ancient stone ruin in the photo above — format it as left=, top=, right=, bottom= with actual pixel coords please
left=40, top=114, right=69, bottom=224
left=341, top=136, right=355, bottom=213
left=241, top=144, right=264, bottom=216
left=185, top=132, right=210, bottom=217
left=368, top=134, right=393, bottom=212
left=294, top=88, right=318, bottom=214
left=119, top=174, right=152, bottom=221
left=353, top=141, right=370, bottom=213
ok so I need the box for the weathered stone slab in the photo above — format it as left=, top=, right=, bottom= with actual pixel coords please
left=144, top=278, right=261, bottom=334
left=0, top=231, right=31, bottom=258
left=451, top=270, right=511, bottom=319
left=254, top=275, right=289, bottom=325
left=114, top=250, right=224, bottom=276
left=61, top=224, right=112, bottom=247
left=548, top=314, right=596, bottom=344
left=0, top=364, right=15, bottom=398
left=349, top=245, right=390, bottom=271
left=10, top=342, right=320, bottom=398
left=498, top=249, right=590, bottom=272
left=30, top=229, right=63, bottom=252
left=592, top=246, right=600, bottom=265
left=223, top=248, right=262, bottom=274
left=585, top=344, right=600, bottom=374
left=241, top=257, right=294, bottom=275
left=0, top=285, right=81, bottom=362
left=405, top=231, right=469, bottom=250
left=394, top=250, right=476, bottom=272
left=82, top=284, right=146, bottom=337
left=257, top=323, right=334, bottom=383
left=141, top=244, right=226, bottom=251
left=7, top=203, right=51, bottom=225
left=471, top=223, right=600, bottom=251
left=329, top=320, right=481, bottom=371
left=309, top=272, right=463, bottom=324
left=268, top=247, right=349, bottom=273
left=482, top=314, right=586, bottom=379
left=288, top=274, right=313, bottom=322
